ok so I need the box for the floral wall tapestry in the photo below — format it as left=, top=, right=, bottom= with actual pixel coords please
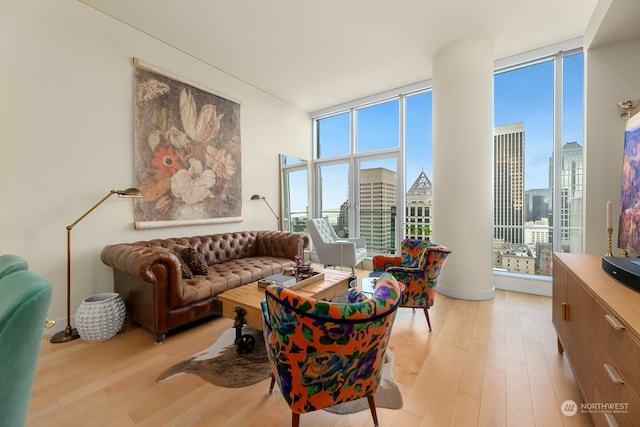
left=133, top=59, right=242, bottom=229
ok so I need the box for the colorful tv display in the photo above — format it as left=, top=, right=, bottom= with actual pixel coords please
left=617, top=112, right=640, bottom=254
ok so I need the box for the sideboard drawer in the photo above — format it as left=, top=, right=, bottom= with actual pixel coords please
left=593, top=347, right=640, bottom=427
left=595, top=302, right=640, bottom=394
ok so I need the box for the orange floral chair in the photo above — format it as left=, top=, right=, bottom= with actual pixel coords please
left=261, top=273, right=401, bottom=427
left=372, top=239, right=451, bottom=331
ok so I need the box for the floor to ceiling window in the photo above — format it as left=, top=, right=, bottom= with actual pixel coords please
left=493, top=48, right=584, bottom=277
left=312, top=89, right=433, bottom=256
left=311, top=40, right=584, bottom=276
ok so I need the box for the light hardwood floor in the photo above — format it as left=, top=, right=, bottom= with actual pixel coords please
left=28, top=271, right=593, bottom=427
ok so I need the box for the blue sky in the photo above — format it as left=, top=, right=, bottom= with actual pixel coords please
left=311, top=53, right=584, bottom=212
left=495, top=53, right=584, bottom=190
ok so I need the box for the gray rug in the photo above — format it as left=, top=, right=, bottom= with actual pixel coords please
left=324, top=350, right=403, bottom=414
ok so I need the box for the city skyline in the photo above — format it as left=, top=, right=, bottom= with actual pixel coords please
left=311, top=52, right=583, bottom=212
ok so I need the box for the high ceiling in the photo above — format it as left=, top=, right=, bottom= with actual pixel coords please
left=79, top=0, right=599, bottom=113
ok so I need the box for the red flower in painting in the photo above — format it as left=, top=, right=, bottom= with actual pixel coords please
left=151, top=146, right=181, bottom=175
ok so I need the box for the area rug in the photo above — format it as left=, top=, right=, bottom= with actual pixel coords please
left=156, top=326, right=403, bottom=414
left=323, top=350, right=403, bottom=414
left=156, top=326, right=272, bottom=388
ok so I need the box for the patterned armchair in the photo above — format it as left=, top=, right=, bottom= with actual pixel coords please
left=261, top=273, right=401, bottom=427
left=373, top=239, right=451, bottom=331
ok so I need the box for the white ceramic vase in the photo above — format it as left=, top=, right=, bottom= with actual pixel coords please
left=75, top=292, right=126, bottom=343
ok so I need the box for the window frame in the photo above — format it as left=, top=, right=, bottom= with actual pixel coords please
left=311, top=37, right=584, bottom=290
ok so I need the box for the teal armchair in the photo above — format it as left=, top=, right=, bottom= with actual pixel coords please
left=0, top=270, right=52, bottom=426
left=0, top=254, right=28, bottom=278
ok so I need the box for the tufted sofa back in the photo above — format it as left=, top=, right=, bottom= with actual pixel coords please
left=133, top=231, right=308, bottom=265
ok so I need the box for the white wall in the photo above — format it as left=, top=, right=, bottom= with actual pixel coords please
left=0, top=0, right=311, bottom=325
left=584, top=36, right=640, bottom=255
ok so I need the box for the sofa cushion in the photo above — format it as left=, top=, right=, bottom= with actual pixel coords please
left=172, top=246, right=208, bottom=276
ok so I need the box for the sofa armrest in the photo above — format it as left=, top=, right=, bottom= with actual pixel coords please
left=100, top=244, right=182, bottom=286
left=337, top=238, right=366, bottom=249
left=255, top=231, right=309, bottom=260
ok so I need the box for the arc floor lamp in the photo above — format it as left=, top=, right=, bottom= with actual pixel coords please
left=50, top=188, right=143, bottom=343
left=251, top=194, right=279, bottom=221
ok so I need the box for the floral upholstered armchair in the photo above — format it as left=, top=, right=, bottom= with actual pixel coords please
left=261, top=273, right=401, bottom=427
left=372, top=239, right=451, bottom=331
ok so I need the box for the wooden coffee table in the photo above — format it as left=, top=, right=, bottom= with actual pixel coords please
left=218, top=269, right=354, bottom=353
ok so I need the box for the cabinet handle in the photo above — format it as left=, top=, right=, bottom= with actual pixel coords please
left=562, top=302, right=569, bottom=321
left=604, top=363, right=625, bottom=384
left=604, top=412, right=620, bottom=427
left=605, top=314, right=626, bottom=331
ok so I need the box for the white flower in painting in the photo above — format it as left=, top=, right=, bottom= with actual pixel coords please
left=206, top=146, right=236, bottom=179
left=179, top=89, right=224, bottom=143
left=171, top=158, right=216, bottom=205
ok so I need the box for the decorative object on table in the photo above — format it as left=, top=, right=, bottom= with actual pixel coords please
left=373, top=239, right=451, bottom=331
left=133, top=58, right=242, bottom=230
left=262, top=272, right=401, bottom=427
left=618, top=99, right=636, bottom=120
left=606, top=200, right=613, bottom=257
left=258, top=273, right=296, bottom=289
left=75, top=293, right=126, bottom=343
left=293, top=254, right=314, bottom=279
left=258, top=272, right=326, bottom=290
left=289, top=271, right=325, bottom=289
left=50, top=188, right=143, bottom=344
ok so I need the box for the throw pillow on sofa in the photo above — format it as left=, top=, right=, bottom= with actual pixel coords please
left=171, top=250, right=194, bottom=279
left=157, top=247, right=194, bottom=279
left=172, top=246, right=209, bottom=276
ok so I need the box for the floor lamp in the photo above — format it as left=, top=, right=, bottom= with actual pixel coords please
left=50, top=188, right=143, bottom=343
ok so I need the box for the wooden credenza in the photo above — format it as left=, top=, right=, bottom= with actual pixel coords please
left=553, top=253, right=640, bottom=426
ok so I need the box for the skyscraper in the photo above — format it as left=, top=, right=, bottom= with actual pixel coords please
left=405, top=171, right=433, bottom=240
left=559, top=141, right=583, bottom=252
left=359, top=167, right=396, bottom=253
left=494, top=122, right=525, bottom=244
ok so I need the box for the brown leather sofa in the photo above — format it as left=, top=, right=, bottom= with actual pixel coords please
left=100, top=230, right=309, bottom=342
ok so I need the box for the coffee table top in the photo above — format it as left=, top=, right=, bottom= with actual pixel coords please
left=218, top=269, right=354, bottom=329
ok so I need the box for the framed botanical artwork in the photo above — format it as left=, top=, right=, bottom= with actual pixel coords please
left=618, top=112, right=640, bottom=253
left=132, top=58, right=242, bottom=229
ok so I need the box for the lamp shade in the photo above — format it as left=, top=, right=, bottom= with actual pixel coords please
left=116, top=188, right=143, bottom=197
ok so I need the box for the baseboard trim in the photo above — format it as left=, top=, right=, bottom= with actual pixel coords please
left=436, top=284, right=495, bottom=301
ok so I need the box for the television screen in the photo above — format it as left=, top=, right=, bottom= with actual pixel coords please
left=618, top=112, right=640, bottom=253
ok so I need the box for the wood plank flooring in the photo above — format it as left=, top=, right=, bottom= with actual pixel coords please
left=27, top=271, right=593, bottom=426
